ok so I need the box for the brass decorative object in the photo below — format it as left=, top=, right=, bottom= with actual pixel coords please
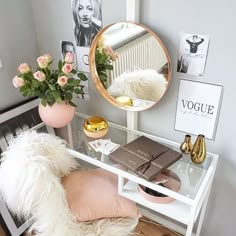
left=116, top=96, right=133, bottom=106
left=191, top=134, right=206, bottom=164
left=84, top=116, right=108, bottom=138
left=180, top=134, right=193, bottom=154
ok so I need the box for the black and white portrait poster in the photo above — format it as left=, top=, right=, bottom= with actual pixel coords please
left=71, top=0, right=102, bottom=74
left=60, top=41, right=77, bottom=68
left=71, top=0, right=102, bottom=47
left=177, top=33, right=210, bottom=76
left=60, top=41, right=90, bottom=100
left=175, top=79, right=223, bottom=140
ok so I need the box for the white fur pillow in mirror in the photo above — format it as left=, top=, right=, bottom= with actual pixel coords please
left=107, top=69, right=168, bottom=102
left=0, top=131, right=138, bottom=236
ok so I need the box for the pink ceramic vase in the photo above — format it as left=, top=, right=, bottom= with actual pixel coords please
left=38, top=101, right=75, bottom=128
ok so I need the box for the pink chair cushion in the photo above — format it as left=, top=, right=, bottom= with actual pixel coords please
left=62, top=167, right=140, bottom=222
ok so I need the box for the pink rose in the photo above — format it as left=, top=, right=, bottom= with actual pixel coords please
left=64, top=52, right=74, bottom=63
left=111, top=53, right=119, bottom=61
left=18, top=63, right=31, bottom=74
left=62, top=63, right=73, bottom=74
left=103, top=46, right=114, bottom=57
left=57, top=76, right=68, bottom=87
left=36, top=56, right=48, bottom=68
left=33, top=71, right=46, bottom=81
left=103, top=46, right=118, bottom=61
left=42, top=54, right=52, bottom=64
left=13, top=76, right=25, bottom=88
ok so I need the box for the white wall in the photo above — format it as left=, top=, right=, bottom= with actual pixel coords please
left=0, top=0, right=39, bottom=110
left=7, top=0, right=236, bottom=235
left=139, top=1, right=235, bottom=235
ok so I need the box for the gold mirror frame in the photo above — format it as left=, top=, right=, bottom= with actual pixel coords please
left=89, top=22, right=172, bottom=111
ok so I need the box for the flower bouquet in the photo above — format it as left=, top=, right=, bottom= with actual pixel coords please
left=13, top=53, right=87, bottom=107
left=95, top=36, right=118, bottom=88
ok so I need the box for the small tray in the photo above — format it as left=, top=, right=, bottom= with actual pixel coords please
left=138, top=170, right=181, bottom=204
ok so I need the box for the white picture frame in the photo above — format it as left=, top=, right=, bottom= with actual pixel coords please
left=175, top=79, right=223, bottom=140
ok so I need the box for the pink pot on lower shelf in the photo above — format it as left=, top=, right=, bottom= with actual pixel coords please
left=38, top=101, right=76, bottom=128
left=138, top=170, right=181, bottom=204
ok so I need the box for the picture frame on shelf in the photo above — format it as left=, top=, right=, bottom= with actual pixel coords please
left=174, top=79, right=223, bottom=140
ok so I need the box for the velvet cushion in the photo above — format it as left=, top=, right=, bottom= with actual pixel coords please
left=62, top=167, right=140, bottom=222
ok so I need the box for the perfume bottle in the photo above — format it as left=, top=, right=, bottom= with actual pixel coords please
left=191, top=134, right=206, bottom=164
left=180, top=134, right=193, bottom=154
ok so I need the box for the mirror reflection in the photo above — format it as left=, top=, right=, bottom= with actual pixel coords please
left=90, top=22, right=171, bottom=111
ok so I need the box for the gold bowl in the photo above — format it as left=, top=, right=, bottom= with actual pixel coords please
left=83, top=116, right=108, bottom=138
left=116, top=96, right=133, bottom=106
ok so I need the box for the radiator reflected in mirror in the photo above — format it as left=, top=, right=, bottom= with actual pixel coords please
left=89, top=22, right=172, bottom=111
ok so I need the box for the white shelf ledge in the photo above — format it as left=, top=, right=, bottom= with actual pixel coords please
left=120, top=180, right=194, bottom=225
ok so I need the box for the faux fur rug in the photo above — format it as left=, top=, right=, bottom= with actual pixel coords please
left=107, top=69, right=168, bottom=102
left=0, top=131, right=138, bottom=236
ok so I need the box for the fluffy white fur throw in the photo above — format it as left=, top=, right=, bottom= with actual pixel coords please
left=107, top=69, right=168, bottom=102
left=0, top=131, right=138, bottom=236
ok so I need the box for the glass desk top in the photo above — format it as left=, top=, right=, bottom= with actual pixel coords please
left=69, top=113, right=217, bottom=201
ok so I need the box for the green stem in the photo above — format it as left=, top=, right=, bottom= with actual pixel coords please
left=44, top=79, right=51, bottom=89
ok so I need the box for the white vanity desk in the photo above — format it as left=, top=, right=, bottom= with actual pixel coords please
left=67, top=112, right=218, bottom=236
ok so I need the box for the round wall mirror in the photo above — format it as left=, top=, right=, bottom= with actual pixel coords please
left=89, top=22, right=172, bottom=111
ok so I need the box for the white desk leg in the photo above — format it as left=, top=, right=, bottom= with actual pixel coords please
left=186, top=207, right=196, bottom=236
left=196, top=189, right=211, bottom=236
left=67, top=123, right=74, bottom=148
left=118, top=176, right=125, bottom=195
left=196, top=160, right=217, bottom=236
left=186, top=221, right=194, bottom=236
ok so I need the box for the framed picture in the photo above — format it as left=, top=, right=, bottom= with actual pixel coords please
left=175, top=79, right=223, bottom=140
